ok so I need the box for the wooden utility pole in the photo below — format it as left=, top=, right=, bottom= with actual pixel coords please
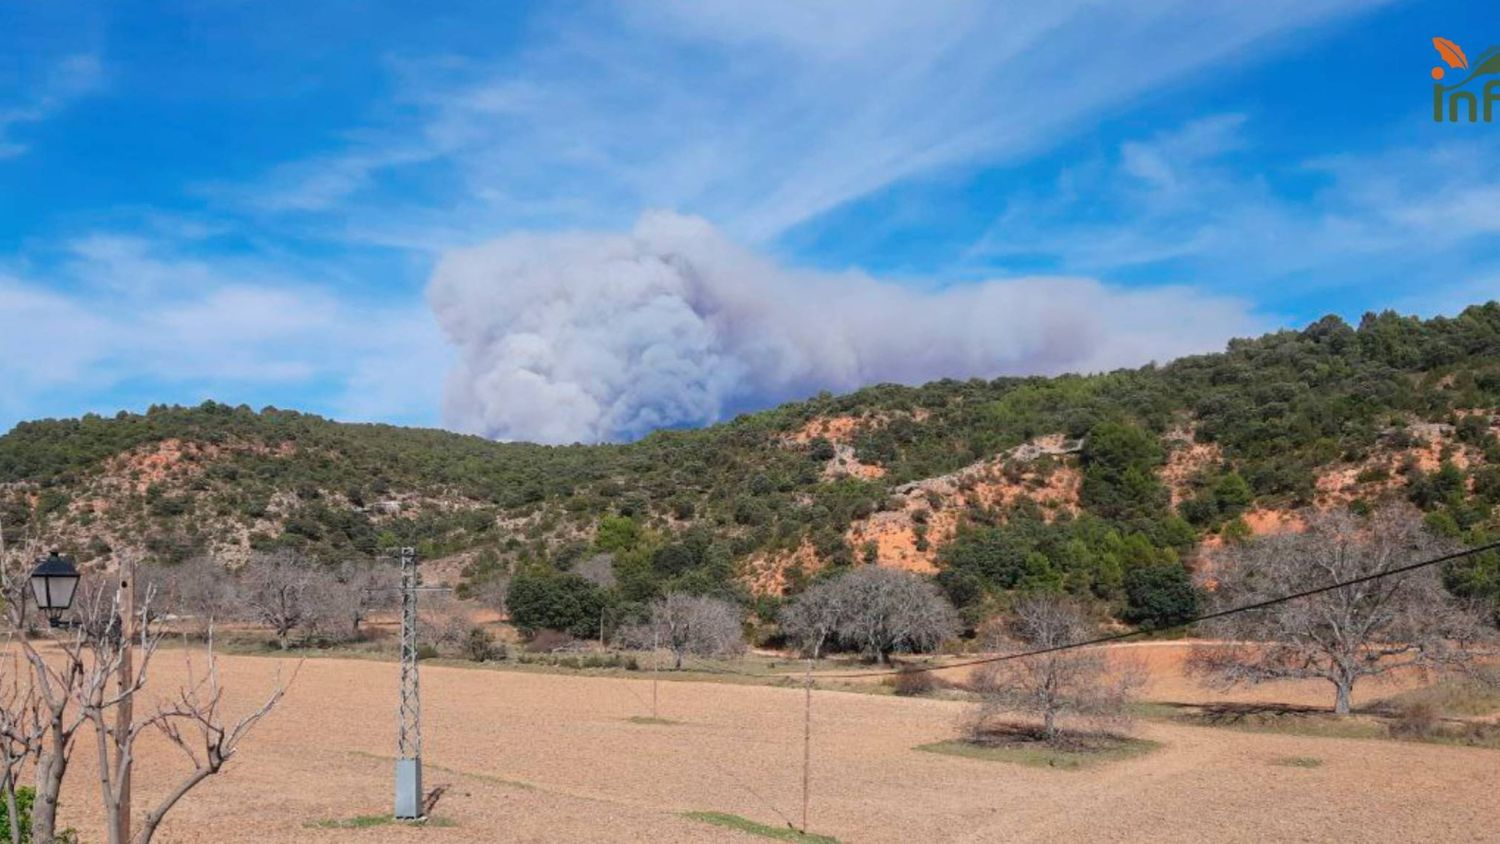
left=802, top=671, right=813, bottom=833
left=801, top=634, right=824, bottom=836
left=117, top=561, right=135, bottom=843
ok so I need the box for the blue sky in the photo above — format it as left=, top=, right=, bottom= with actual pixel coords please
left=1, top=1, right=1498, bottom=442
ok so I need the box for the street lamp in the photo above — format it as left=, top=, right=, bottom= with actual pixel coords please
left=27, top=551, right=136, bottom=838
left=29, top=551, right=80, bottom=627
left=29, top=552, right=136, bottom=838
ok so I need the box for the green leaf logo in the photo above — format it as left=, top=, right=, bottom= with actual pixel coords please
left=1443, top=44, right=1500, bottom=89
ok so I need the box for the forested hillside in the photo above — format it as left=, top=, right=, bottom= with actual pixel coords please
left=3, top=304, right=1499, bottom=628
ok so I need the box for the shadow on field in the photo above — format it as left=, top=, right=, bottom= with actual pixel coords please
left=918, top=722, right=1160, bottom=770
left=1149, top=700, right=1500, bottom=748
left=1177, top=702, right=1329, bottom=726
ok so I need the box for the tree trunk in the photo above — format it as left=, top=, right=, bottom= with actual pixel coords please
left=1043, top=707, right=1057, bottom=741
left=93, top=708, right=122, bottom=844
left=32, top=741, right=67, bottom=844
left=674, top=650, right=683, bottom=670
left=1333, top=677, right=1353, bottom=716
left=3, top=768, right=21, bottom=844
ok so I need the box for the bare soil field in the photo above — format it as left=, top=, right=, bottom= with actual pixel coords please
left=45, top=643, right=1500, bottom=843
left=843, top=640, right=1440, bottom=710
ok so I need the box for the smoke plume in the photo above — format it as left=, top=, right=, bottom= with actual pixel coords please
left=427, top=212, right=1261, bottom=444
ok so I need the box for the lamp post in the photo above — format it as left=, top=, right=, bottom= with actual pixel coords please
left=28, top=552, right=135, bottom=841
left=29, top=551, right=80, bottom=627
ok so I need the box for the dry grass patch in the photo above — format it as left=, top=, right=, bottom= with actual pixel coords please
left=888, top=666, right=939, bottom=697
left=1167, top=702, right=1387, bottom=739
left=308, top=814, right=457, bottom=829
left=1377, top=672, right=1500, bottom=718
left=918, top=724, right=1158, bottom=770
left=683, top=812, right=839, bottom=842
left=1151, top=700, right=1500, bottom=749
left=626, top=715, right=680, bottom=725
left=1272, top=756, right=1323, bottom=768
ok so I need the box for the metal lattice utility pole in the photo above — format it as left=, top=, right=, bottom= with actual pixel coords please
left=395, top=547, right=423, bottom=819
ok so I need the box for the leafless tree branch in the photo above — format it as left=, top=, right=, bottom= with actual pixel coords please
left=781, top=567, right=959, bottom=664
left=970, top=594, right=1143, bottom=742
left=137, top=628, right=297, bottom=844
left=1189, top=503, right=1495, bottom=714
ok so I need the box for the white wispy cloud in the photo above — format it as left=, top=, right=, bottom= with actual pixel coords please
left=0, top=53, right=104, bottom=159
left=0, top=235, right=450, bottom=430
left=216, top=0, right=1383, bottom=247
left=969, top=116, right=1500, bottom=306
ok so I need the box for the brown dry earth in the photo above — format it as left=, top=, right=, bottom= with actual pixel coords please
left=43, top=644, right=1500, bottom=844
left=860, top=641, right=1436, bottom=709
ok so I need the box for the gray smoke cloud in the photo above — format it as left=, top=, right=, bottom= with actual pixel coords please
left=427, top=212, right=1263, bottom=444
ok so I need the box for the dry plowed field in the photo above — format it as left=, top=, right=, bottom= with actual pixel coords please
left=47, top=646, right=1500, bottom=843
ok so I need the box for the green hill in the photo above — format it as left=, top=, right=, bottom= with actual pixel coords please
left=3, top=304, right=1499, bottom=624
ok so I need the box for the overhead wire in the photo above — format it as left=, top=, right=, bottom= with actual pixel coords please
left=804, top=539, right=1500, bottom=680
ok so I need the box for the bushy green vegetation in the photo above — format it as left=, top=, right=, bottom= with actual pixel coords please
left=0, top=785, right=34, bottom=841
left=2, top=304, right=1499, bottom=635
left=506, top=568, right=609, bottom=638
left=936, top=502, right=1195, bottom=625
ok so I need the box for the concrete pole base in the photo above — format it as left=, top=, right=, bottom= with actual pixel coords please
left=395, top=757, right=423, bottom=819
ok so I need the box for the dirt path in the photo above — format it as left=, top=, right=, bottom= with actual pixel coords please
left=44, top=650, right=1500, bottom=843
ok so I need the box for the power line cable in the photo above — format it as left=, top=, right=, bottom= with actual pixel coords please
left=806, top=539, right=1500, bottom=680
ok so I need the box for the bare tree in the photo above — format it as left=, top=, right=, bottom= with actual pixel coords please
left=634, top=593, right=745, bottom=669
left=17, top=630, right=85, bottom=844
left=239, top=550, right=321, bottom=649
left=0, top=546, right=165, bottom=844
left=970, top=594, right=1143, bottom=742
left=146, top=556, right=240, bottom=635
left=470, top=574, right=511, bottom=619
left=1190, top=504, right=1493, bottom=715
left=0, top=651, right=43, bottom=844
left=782, top=567, right=959, bottom=664
left=777, top=573, right=851, bottom=837
left=779, top=579, right=850, bottom=661
left=289, top=561, right=394, bottom=646
left=572, top=553, right=617, bottom=589
left=330, top=559, right=399, bottom=637
left=0, top=533, right=292, bottom=843
left=417, top=595, right=478, bottom=657
left=0, top=529, right=90, bottom=843
left=64, top=601, right=291, bottom=844
left=68, top=577, right=173, bottom=844
left=137, top=631, right=292, bottom=843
